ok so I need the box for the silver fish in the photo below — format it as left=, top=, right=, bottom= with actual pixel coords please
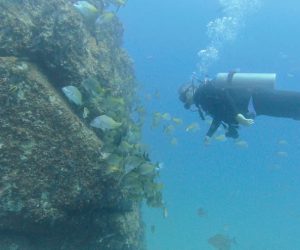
left=90, top=115, right=121, bottom=131
left=62, top=86, right=83, bottom=106
left=73, top=1, right=98, bottom=20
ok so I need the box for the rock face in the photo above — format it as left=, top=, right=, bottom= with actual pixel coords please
left=0, top=57, right=145, bottom=249
left=0, top=0, right=152, bottom=249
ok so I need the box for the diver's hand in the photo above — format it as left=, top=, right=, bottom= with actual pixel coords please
left=204, top=135, right=211, bottom=145
left=236, top=113, right=254, bottom=126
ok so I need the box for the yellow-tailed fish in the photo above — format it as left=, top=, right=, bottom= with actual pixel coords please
left=278, top=139, right=288, bottom=145
left=119, top=140, right=134, bottom=152
left=277, top=151, right=288, bottom=157
left=185, top=122, right=200, bottom=132
left=62, top=86, right=83, bottom=106
left=90, top=115, right=121, bottom=131
left=161, top=112, right=171, bottom=121
left=170, top=137, right=178, bottom=145
left=152, top=112, right=162, bottom=127
left=73, top=1, right=98, bottom=20
left=99, top=12, right=115, bottom=23
left=235, top=140, right=248, bottom=148
left=163, top=125, right=175, bottom=135
left=172, top=117, right=183, bottom=125
left=138, top=163, right=155, bottom=175
left=208, top=234, right=235, bottom=250
left=106, top=165, right=120, bottom=174
left=81, top=77, right=102, bottom=96
left=215, top=134, right=226, bottom=142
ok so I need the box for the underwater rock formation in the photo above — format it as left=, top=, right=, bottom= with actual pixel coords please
left=0, top=57, right=145, bottom=249
left=0, top=0, right=158, bottom=249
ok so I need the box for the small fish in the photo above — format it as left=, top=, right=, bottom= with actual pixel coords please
left=152, top=112, right=163, bottom=128
left=138, top=163, right=155, bottom=175
left=268, top=164, right=281, bottom=172
left=150, top=224, right=156, bottom=233
left=197, top=207, right=207, bottom=217
left=62, top=86, right=83, bottom=106
left=81, top=77, right=102, bottom=96
left=277, top=151, right=288, bottom=157
left=163, top=207, right=168, bottom=218
left=106, top=165, right=120, bottom=174
left=172, top=117, right=183, bottom=125
left=154, top=183, right=164, bottom=191
left=170, top=137, right=178, bottom=145
left=116, top=0, right=127, bottom=5
left=96, top=12, right=115, bottom=24
left=185, top=122, right=200, bottom=132
left=146, top=55, right=154, bottom=60
left=208, top=233, right=235, bottom=250
left=135, top=106, right=146, bottom=116
left=115, top=0, right=127, bottom=11
left=90, top=115, right=121, bottom=131
left=119, top=140, right=134, bottom=152
left=73, top=1, right=98, bottom=20
left=278, top=139, right=288, bottom=145
left=235, top=140, right=248, bottom=148
left=215, top=134, right=226, bottom=142
left=161, top=112, right=171, bottom=121
left=163, top=125, right=175, bottom=135
left=9, top=85, right=18, bottom=92
left=124, top=156, right=143, bottom=174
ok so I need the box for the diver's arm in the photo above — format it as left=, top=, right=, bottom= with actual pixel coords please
left=206, top=119, right=221, bottom=138
left=223, top=89, right=254, bottom=126
left=204, top=119, right=221, bottom=145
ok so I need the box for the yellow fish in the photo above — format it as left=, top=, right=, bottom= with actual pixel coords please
left=106, top=165, right=120, bottom=174
left=215, top=134, right=226, bottom=142
left=235, top=140, right=248, bottom=148
left=161, top=112, right=171, bottom=121
left=172, top=117, right=183, bottom=125
left=170, top=137, right=178, bottom=145
left=152, top=112, right=162, bottom=127
left=277, top=151, right=288, bottom=157
left=73, top=1, right=98, bottom=20
left=278, top=139, right=288, bottom=145
left=163, top=125, right=175, bottom=135
left=185, top=122, right=200, bottom=132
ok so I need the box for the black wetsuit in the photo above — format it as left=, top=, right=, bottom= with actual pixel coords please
left=193, top=82, right=300, bottom=138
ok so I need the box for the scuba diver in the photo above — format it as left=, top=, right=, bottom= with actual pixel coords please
left=178, top=72, right=300, bottom=143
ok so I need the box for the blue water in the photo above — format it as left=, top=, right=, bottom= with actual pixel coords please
left=120, top=1, right=300, bottom=249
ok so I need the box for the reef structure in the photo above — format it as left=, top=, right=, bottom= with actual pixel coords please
left=0, top=0, right=162, bottom=249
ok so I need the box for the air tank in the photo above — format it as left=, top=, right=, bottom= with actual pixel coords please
left=214, top=73, right=276, bottom=89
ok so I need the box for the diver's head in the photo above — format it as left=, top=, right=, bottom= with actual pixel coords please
left=178, top=83, right=197, bottom=109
